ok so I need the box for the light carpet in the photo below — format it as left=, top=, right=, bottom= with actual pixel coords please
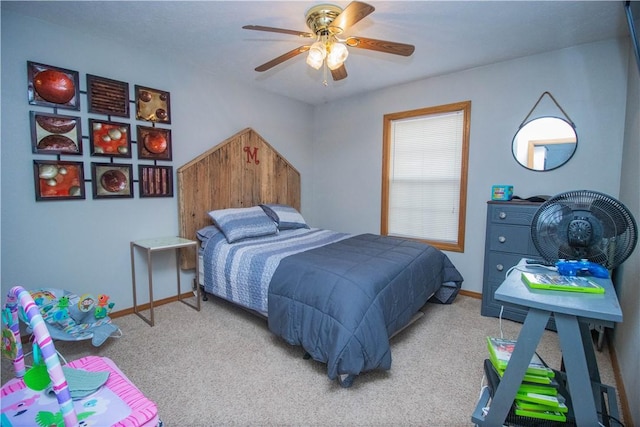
left=1, top=295, right=621, bottom=426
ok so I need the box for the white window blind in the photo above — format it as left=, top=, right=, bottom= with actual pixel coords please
left=388, top=110, right=464, bottom=243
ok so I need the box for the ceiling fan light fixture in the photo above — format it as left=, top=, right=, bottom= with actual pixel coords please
left=243, top=1, right=415, bottom=82
left=306, top=54, right=324, bottom=70
left=326, top=42, right=348, bottom=70
left=306, top=41, right=327, bottom=69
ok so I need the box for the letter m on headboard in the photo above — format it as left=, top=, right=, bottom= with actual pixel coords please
left=244, top=146, right=259, bottom=164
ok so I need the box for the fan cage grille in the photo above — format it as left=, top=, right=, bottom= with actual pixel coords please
left=531, top=190, right=638, bottom=270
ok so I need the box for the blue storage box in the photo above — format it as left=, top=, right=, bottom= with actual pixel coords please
left=491, top=185, right=513, bottom=201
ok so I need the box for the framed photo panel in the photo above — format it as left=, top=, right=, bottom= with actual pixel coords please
left=135, top=85, right=171, bottom=123
left=137, top=126, right=172, bottom=160
left=33, top=160, right=85, bottom=201
left=139, top=165, right=173, bottom=198
left=89, top=119, right=132, bottom=158
left=30, top=111, right=82, bottom=155
left=91, top=162, right=134, bottom=199
left=87, top=74, right=130, bottom=117
left=27, top=61, right=80, bottom=110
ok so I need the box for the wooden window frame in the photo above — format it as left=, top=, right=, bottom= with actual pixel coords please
left=381, top=101, right=471, bottom=252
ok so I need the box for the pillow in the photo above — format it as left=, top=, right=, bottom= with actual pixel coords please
left=260, top=204, right=309, bottom=230
left=196, top=225, right=222, bottom=247
left=208, top=206, right=278, bottom=243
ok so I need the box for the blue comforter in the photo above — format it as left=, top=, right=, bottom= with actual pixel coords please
left=268, top=233, right=463, bottom=386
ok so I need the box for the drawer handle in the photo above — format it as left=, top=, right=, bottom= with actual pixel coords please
left=496, top=264, right=504, bottom=271
left=499, top=212, right=507, bottom=219
left=498, top=236, right=506, bottom=243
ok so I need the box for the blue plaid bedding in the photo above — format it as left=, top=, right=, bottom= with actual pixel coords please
left=201, top=228, right=350, bottom=315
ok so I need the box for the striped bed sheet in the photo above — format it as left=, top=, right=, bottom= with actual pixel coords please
left=201, top=228, right=350, bottom=315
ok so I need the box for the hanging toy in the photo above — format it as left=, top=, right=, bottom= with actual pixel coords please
left=94, top=294, right=114, bottom=319
left=78, top=293, right=96, bottom=313
left=23, top=341, right=50, bottom=391
left=1, top=328, right=17, bottom=360
left=97, top=294, right=109, bottom=308
left=1, top=308, right=17, bottom=360
left=30, top=289, right=56, bottom=307
left=51, top=304, right=75, bottom=329
left=57, top=295, right=70, bottom=309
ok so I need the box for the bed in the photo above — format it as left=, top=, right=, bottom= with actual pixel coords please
left=177, top=128, right=464, bottom=387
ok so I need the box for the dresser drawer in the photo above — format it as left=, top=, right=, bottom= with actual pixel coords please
left=488, top=203, right=539, bottom=225
left=487, top=224, right=533, bottom=253
left=485, top=251, right=527, bottom=282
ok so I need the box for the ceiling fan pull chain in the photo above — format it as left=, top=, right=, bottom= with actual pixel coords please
left=323, top=61, right=329, bottom=86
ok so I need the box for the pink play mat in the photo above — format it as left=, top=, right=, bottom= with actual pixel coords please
left=1, top=286, right=160, bottom=426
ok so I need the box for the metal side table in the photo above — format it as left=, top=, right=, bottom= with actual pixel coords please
left=130, top=236, right=200, bottom=326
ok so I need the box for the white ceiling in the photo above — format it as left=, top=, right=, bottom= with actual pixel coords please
left=3, top=1, right=630, bottom=106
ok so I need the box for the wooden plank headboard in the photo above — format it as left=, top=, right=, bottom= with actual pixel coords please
left=177, top=127, right=301, bottom=269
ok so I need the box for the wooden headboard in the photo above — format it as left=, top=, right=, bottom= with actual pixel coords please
left=177, top=127, right=301, bottom=269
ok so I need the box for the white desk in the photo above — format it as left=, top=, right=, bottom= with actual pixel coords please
left=130, top=237, right=200, bottom=326
left=472, top=259, right=622, bottom=426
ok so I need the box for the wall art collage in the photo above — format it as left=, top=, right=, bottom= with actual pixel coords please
left=28, top=61, right=174, bottom=201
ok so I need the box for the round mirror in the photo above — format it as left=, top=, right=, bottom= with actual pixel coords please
left=512, top=116, right=577, bottom=171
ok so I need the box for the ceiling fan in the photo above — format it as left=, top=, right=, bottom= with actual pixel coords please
left=243, top=1, right=415, bottom=83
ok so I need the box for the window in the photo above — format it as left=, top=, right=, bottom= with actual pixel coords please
left=381, top=101, right=471, bottom=252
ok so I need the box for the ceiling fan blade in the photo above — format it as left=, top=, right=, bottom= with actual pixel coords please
left=254, top=46, right=311, bottom=72
left=242, top=25, right=314, bottom=38
left=345, top=36, right=415, bottom=56
left=329, top=1, right=375, bottom=33
left=331, top=64, right=348, bottom=81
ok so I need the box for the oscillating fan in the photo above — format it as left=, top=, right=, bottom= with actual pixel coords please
left=531, top=190, right=638, bottom=270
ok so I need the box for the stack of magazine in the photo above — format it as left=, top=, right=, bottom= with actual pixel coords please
left=486, top=336, right=568, bottom=422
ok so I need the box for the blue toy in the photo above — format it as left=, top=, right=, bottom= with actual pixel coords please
left=556, top=259, right=609, bottom=278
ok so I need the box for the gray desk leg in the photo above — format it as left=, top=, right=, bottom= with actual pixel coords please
left=131, top=243, right=137, bottom=313
left=579, top=319, right=608, bottom=421
left=579, top=321, right=601, bottom=383
left=175, top=248, right=181, bottom=299
left=194, top=246, right=200, bottom=310
left=555, top=313, right=598, bottom=426
left=482, top=308, right=549, bottom=426
left=147, top=249, right=154, bottom=326
left=131, top=244, right=153, bottom=326
left=177, top=244, right=201, bottom=312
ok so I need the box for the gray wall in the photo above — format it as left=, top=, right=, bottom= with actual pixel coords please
left=614, top=43, right=640, bottom=426
left=1, top=11, right=314, bottom=306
